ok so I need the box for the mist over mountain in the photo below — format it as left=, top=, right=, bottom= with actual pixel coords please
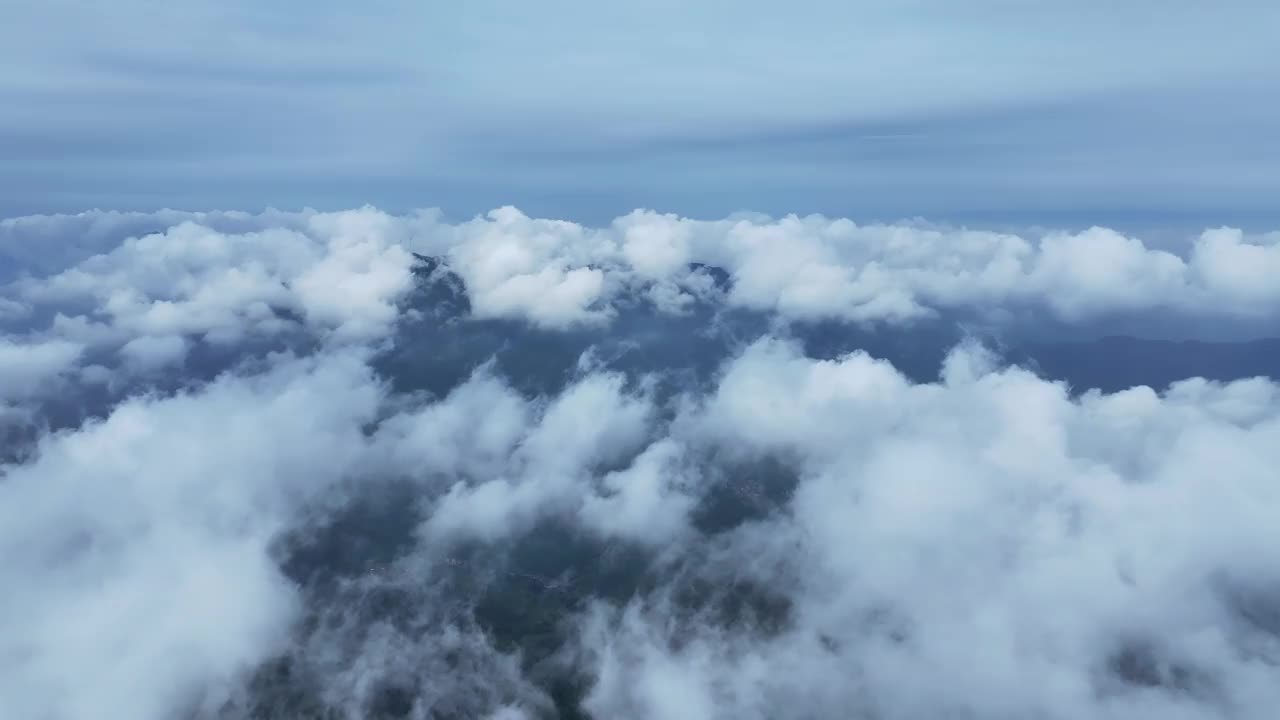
left=2, top=207, right=1279, bottom=720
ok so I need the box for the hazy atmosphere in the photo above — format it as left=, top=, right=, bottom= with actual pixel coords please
left=2, top=3, right=1279, bottom=720
left=5, top=2, right=1280, bottom=225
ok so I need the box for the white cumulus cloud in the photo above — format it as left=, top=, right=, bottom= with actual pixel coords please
left=3, top=204, right=1280, bottom=719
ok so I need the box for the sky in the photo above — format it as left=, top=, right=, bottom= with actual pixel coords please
left=4, top=1, right=1279, bottom=227
left=5, top=5, right=1280, bottom=719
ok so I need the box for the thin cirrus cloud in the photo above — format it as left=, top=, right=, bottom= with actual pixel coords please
left=2, top=1, right=1278, bottom=222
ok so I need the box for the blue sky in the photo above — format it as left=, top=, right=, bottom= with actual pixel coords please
left=4, top=1, right=1278, bottom=227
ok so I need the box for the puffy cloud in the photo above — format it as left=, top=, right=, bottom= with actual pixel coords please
left=292, top=208, right=419, bottom=341
left=423, top=370, right=653, bottom=542
left=618, top=211, right=693, bottom=280
left=0, top=350, right=387, bottom=720
left=1191, top=228, right=1280, bottom=310
left=0, top=337, right=84, bottom=401
left=4, top=204, right=1280, bottom=719
left=436, top=207, right=614, bottom=328
left=0, top=209, right=313, bottom=284
left=570, top=340, right=1280, bottom=720
left=1028, top=227, right=1190, bottom=318
left=578, top=439, right=696, bottom=546
left=368, top=369, right=534, bottom=482
left=119, top=333, right=189, bottom=371
left=717, top=216, right=925, bottom=321
left=9, top=207, right=1280, bottom=339
left=10, top=209, right=415, bottom=364
left=411, top=208, right=1280, bottom=326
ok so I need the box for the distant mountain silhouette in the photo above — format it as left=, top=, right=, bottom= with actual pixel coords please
left=1018, top=335, right=1280, bottom=393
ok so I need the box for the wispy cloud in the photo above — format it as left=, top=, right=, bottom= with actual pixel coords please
left=3, top=2, right=1277, bottom=220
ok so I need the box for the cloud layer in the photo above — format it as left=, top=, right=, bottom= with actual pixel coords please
left=5, top=207, right=1280, bottom=336
left=2, top=206, right=1279, bottom=719
left=6, top=2, right=1279, bottom=222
